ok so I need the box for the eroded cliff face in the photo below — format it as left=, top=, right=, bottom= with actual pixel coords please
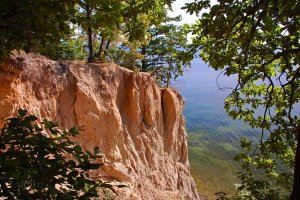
left=0, top=52, right=199, bottom=199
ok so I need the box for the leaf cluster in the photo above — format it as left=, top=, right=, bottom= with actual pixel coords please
left=144, top=21, right=193, bottom=86
left=185, top=0, right=300, bottom=198
left=110, top=16, right=193, bottom=87
left=0, top=0, right=76, bottom=62
left=0, top=109, right=121, bottom=199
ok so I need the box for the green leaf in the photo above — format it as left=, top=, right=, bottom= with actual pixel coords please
left=0, top=109, right=115, bottom=199
left=73, top=145, right=82, bottom=154
left=18, top=109, right=27, bottom=117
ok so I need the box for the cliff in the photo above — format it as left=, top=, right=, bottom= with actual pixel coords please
left=0, top=52, right=199, bottom=199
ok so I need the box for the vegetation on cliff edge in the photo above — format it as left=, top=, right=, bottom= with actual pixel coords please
left=0, top=109, right=122, bottom=199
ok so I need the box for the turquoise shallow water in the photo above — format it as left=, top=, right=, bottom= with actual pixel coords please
left=172, top=59, right=259, bottom=197
left=173, top=59, right=255, bottom=136
left=173, top=58, right=299, bottom=198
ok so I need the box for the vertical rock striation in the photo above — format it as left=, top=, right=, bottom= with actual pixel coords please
left=0, top=52, right=199, bottom=199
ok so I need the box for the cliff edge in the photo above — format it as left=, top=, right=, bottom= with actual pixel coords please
left=0, top=52, right=199, bottom=199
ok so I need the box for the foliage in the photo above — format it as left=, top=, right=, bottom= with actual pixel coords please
left=107, top=44, right=144, bottom=71
left=0, top=0, right=76, bottom=62
left=110, top=16, right=193, bottom=87
left=185, top=0, right=300, bottom=199
left=0, top=109, right=122, bottom=199
left=40, top=35, right=86, bottom=61
left=75, top=0, right=174, bottom=62
left=74, top=0, right=126, bottom=62
left=0, top=0, right=177, bottom=63
left=143, top=17, right=193, bottom=86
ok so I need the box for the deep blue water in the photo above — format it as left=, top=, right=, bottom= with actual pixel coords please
left=170, top=59, right=264, bottom=195
left=173, top=58, right=299, bottom=137
left=173, top=59, right=233, bottom=132
left=172, top=59, right=259, bottom=149
left=172, top=58, right=299, bottom=196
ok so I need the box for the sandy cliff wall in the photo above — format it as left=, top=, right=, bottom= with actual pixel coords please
left=0, top=52, right=199, bottom=199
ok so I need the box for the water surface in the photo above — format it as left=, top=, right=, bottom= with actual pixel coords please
left=172, top=59, right=258, bottom=198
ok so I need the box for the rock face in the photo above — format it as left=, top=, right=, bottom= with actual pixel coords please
left=0, top=52, right=199, bottom=199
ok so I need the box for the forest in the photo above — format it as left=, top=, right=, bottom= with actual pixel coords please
left=0, top=0, right=193, bottom=87
left=0, top=0, right=299, bottom=199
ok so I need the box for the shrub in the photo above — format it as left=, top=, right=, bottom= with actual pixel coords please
left=0, top=109, right=121, bottom=199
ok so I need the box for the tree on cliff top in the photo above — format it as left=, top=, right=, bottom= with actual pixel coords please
left=110, top=15, right=193, bottom=87
left=76, top=0, right=175, bottom=62
left=0, top=0, right=76, bottom=61
left=185, top=0, right=299, bottom=199
left=0, top=0, right=177, bottom=63
left=141, top=16, right=192, bottom=87
left=0, top=109, right=121, bottom=199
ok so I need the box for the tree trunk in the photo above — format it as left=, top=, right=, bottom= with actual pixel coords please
left=103, top=39, right=110, bottom=56
left=87, top=27, right=93, bottom=62
left=141, top=45, right=146, bottom=72
left=166, top=60, right=172, bottom=88
left=166, top=68, right=171, bottom=88
left=166, top=57, right=173, bottom=88
left=86, top=5, right=93, bottom=62
left=291, top=125, right=300, bottom=200
left=95, top=36, right=105, bottom=59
